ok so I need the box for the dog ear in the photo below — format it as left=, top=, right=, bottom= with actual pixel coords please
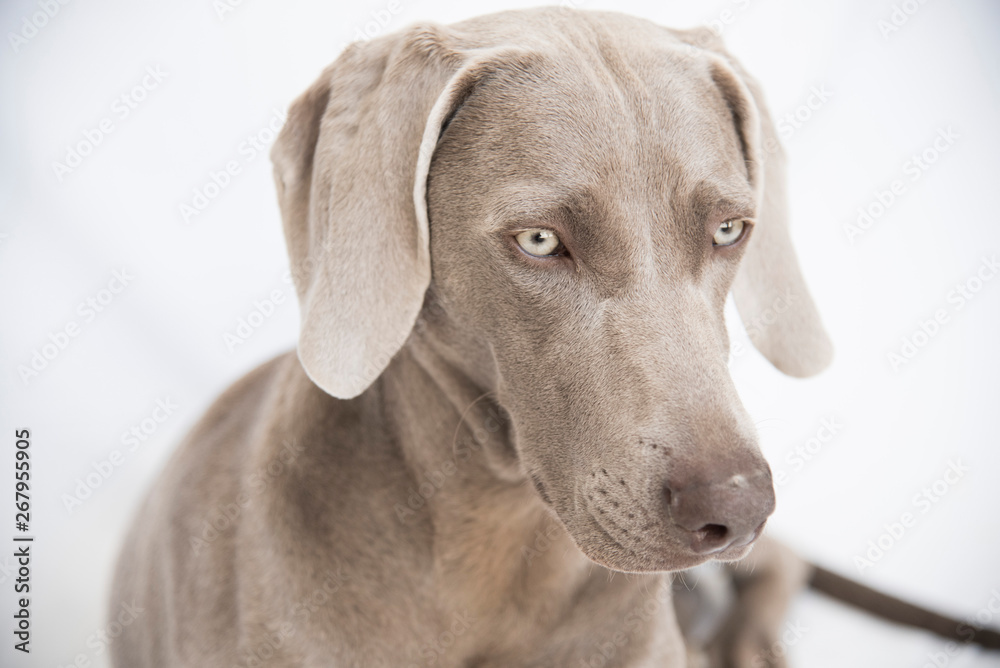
left=271, top=27, right=495, bottom=398
left=681, top=29, right=833, bottom=377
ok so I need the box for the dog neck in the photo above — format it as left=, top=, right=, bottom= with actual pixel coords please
left=381, top=331, right=637, bottom=608
left=383, top=332, right=591, bottom=600
left=371, top=333, right=680, bottom=662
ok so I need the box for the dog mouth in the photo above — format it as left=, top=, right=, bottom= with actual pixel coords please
left=578, top=502, right=764, bottom=572
left=529, top=473, right=553, bottom=505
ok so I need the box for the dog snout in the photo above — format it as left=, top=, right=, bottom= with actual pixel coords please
left=664, top=468, right=775, bottom=554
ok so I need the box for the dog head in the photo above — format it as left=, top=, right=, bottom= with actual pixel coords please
left=271, top=8, right=832, bottom=572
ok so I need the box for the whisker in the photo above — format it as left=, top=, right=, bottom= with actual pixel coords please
left=450, top=390, right=496, bottom=458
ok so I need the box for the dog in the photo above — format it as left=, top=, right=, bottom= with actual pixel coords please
left=109, top=7, right=998, bottom=667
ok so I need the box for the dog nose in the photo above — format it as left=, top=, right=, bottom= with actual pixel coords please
left=665, top=469, right=775, bottom=554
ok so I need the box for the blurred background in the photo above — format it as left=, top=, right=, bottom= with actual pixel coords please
left=1, top=0, right=998, bottom=666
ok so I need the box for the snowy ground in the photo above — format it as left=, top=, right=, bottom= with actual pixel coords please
left=1, top=0, right=998, bottom=666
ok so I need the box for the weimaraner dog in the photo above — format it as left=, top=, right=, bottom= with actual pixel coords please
left=112, top=7, right=898, bottom=667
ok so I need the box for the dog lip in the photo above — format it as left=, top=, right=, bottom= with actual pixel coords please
left=530, top=473, right=552, bottom=505
left=582, top=507, right=643, bottom=562
left=735, top=522, right=765, bottom=547
left=580, top=504, right=756, bottom=572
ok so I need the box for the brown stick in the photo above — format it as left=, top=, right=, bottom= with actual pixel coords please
left=808, top=565, right=1000, bottom=650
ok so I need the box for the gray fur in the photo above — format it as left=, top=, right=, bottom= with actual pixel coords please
left=111, top=8, right=830, bottom=667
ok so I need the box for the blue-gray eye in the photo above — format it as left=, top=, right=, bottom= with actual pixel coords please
left=515, top=229, right=562, bottom=256
left=713, top=219, right=745, bottom=246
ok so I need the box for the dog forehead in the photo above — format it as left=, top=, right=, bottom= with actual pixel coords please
left=437, top=46, right=753, bottom=238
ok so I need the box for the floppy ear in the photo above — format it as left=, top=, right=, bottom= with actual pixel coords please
left=681, top=29, right=833, bottom=377
left=271, top=27, right=495, bottom=398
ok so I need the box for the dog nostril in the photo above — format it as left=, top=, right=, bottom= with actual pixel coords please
left=695, top=523, right=729, bottom=547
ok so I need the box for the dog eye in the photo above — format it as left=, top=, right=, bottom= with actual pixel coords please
left=713, top=219, right=746, bottom=247
left=515, top=229, right=563, bottom=257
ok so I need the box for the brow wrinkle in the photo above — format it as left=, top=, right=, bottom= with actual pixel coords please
left=687, top=179, right=756, bottom=222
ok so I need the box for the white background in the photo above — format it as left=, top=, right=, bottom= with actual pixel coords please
left=1, top=0, right=998, bottom=666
